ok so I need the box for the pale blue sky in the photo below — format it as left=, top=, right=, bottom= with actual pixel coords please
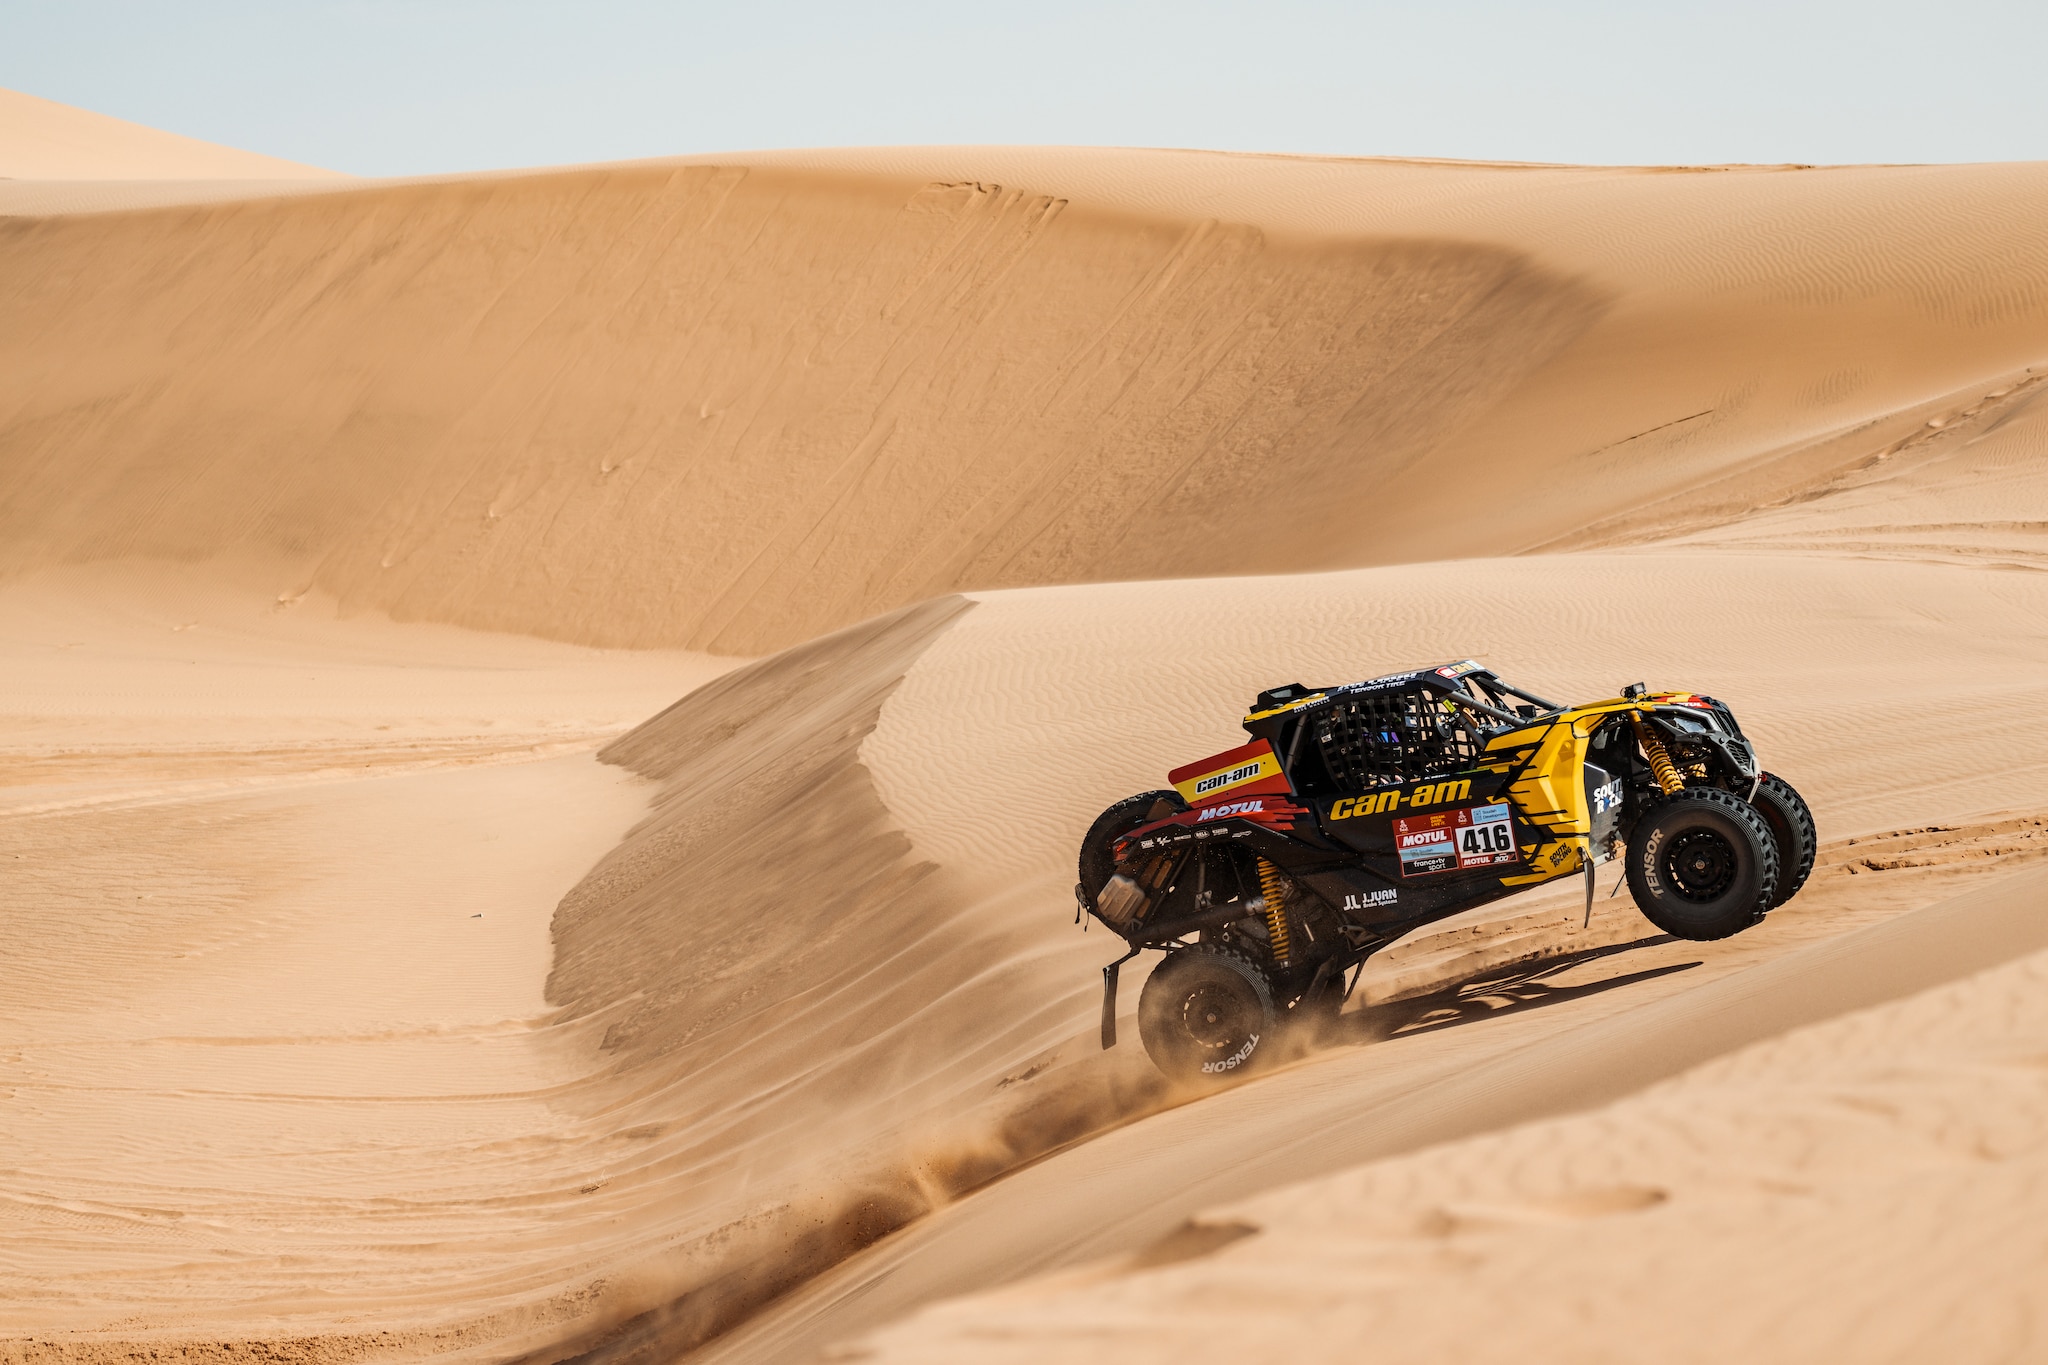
left=6, top=0, right=2044, bottom=176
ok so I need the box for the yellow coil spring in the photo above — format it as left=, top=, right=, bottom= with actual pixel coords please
left=1633, top=715, right=1685, bottom=795
left=1257, top=857, right=1292, bottom=965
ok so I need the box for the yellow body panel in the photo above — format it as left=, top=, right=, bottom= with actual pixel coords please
left=1481, top=694, right=1688, bottom=887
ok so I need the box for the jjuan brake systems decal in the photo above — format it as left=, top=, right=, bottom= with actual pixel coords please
left=1328, top=778, right=1472, bottom=821
left=1395, top=803, right=1518, bottom=877
left=1341, top=888, right=1398, bottom=913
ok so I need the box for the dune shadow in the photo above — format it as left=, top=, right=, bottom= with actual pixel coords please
left=1333, top=935, right=1699, bottom=1044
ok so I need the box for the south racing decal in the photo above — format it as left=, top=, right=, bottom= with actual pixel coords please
left=1394, top=803, right=1518, bottom=877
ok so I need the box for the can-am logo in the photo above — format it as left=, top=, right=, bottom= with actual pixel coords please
left=1329, top=778, right=1472, bottom=821
left=1196, top=799, right=1263, bottom=822
left=1194, top=760, right=1266, bottom=795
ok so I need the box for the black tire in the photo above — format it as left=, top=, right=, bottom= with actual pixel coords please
left=1749, top=773, right=1816, bottom=907
left=1138, top=945, right=1277, bottom=1082
left=1625, top=787, right=1779, bottom=941
left=1078, top=789, right=1185, bottom=910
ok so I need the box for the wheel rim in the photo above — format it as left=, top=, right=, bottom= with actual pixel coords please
left=1180, top=981, right=1255, bottom=1051
left=1663, top=827, right=1737, bottom=901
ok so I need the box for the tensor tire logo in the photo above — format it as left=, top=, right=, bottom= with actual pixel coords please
left=1201, top=1034, right=1260, bottom=1073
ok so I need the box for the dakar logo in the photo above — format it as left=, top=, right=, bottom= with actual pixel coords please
left=1201, top=1034, right=1261, bottom=1073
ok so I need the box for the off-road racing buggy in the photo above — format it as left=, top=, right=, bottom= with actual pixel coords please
left=1076, top=662, right=1815, bottom=1083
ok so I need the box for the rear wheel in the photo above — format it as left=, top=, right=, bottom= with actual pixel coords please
left=1078, top=789, right=1185, bottom=912
left=1626, top=787, right=1778, bottom=941
left=1138, top=945, right=1277, bottom=1083
left=1749, top=773, right=1816, bottom=907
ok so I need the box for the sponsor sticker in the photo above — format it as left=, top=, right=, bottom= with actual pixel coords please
left=1592, top=778, right=1624, bottom=814
left=1169, top=740, right=1286, bottom=805
left=1196, top=799, right=1263, bottom=822
left=1201, top=1034, right=1260, bottom=1074
left=1393, top=802, right=1517, bottom=877
left=1341, top=888, right=1399, bottom=913
left=1330, top=778, right=1473, bottom=821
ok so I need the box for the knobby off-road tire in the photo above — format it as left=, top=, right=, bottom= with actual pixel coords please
left=1750, top=772, right=1817, bottom=908
left=1138, top=945, right=1277, bottom=1083
left=1626, top=787, right=1779, bottom=941
left=1078, top=789, right=1185, bottom=911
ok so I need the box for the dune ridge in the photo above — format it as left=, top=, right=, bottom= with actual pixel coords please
left=0, top=86, right=343, bottom=181
left=8, top=152, right=2048, bottom=653
left=0, top=162, right=1598, bottom=652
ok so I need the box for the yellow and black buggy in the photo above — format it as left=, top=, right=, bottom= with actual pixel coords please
left=1076, top=661, right=1815, bottom=1082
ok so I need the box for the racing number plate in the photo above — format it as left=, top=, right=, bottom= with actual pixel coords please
left=1394, top=802, right=1518, bottom=877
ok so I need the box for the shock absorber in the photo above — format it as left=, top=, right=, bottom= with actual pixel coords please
left=1631, top=714, right=1685, bottom=796
left=1257, top=857, right=1292, bottom=966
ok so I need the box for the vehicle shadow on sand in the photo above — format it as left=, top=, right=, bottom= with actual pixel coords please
left=1334, top=935, right=1702, bottom=1045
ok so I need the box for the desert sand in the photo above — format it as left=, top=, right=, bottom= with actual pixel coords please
left=6, top=86, right=2048, bottom=1364
left=0, top=87, right=347, bottom=218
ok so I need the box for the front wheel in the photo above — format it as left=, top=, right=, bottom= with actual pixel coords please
left=1138, top=945, right=1277, bottom=1083
left=1626, top=788, right=1779, bottom=941
left=1749, top=773, right=1816, bottom=907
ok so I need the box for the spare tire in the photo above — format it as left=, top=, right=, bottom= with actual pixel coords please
left=1077, top=789, right=1185, bottom=913
left=1626, top=787, right=1778, bottom=941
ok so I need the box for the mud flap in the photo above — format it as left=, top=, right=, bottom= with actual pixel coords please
left=1101, top=947, right=1140, bottom=1049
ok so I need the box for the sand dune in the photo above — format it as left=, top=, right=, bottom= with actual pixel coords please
left=851, top=865, right=2048, bottom=1364
left=7, top=112, right=2048, bottom=1365
left=704, top=848, right=2048, bottom=1365
left=0, top=87, right=343, bottom=181
left=6, top=152, right=2048, bottom=652
left=0, top=567, right=733, bottom=1350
